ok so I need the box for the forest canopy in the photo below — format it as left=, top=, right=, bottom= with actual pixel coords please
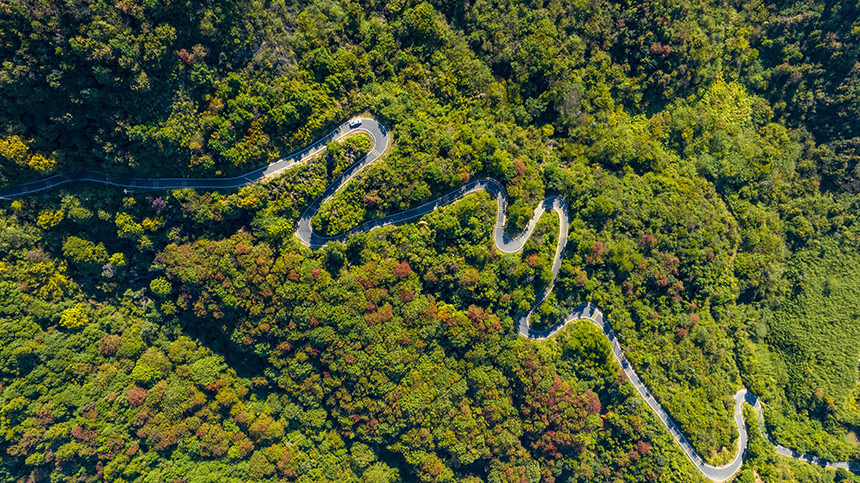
left=1, top=0, right=860, bottom=482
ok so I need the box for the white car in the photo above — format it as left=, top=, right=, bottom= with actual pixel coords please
left=349, top=119, right=361, bottom=128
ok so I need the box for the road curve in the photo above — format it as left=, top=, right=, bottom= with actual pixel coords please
left=2, top=117, right=857, bottom=480
left=0, top=118, right=388, bottom=200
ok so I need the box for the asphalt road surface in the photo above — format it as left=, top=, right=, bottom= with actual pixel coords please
left=3, top=117, right=857, bottom=480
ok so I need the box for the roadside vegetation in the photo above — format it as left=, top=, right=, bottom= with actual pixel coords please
left=1, top=0, right=860, bottom=481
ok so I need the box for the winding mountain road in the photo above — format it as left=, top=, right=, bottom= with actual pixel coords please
left=2, top=117, right=857, bottom=481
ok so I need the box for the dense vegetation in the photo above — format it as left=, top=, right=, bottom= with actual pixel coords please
left=1, top=0, right=860, bottom=481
